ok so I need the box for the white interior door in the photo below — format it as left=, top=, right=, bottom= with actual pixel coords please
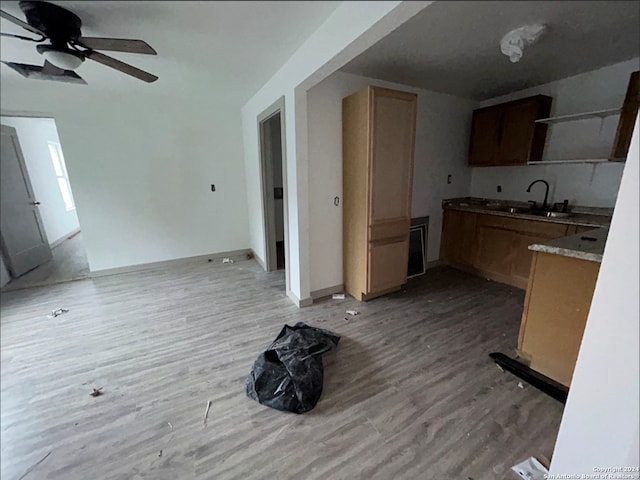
left=1, top=124, right=52, bottom=277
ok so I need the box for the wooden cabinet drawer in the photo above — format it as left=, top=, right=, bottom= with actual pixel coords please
left=368, top=239, right=409, bottom=293
left=369, top=218, right=410, bottom=242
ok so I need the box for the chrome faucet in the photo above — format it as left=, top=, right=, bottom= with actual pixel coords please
left=526, top=179, right=550, bottom=210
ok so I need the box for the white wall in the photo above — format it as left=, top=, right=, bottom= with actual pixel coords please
left=470, top=59, right=638, bottom=208
left=470, top=163, right=625, bottom=208
left=307, top=71, right=475, bottom=292
left=242, top=1, right=433, bottom=303
left=1, top=82, right=250, bottom=273
left=0, top=256, right=9, bottom=287
left=1, top=116, right=80, bottom=245
left=550, top=117, right=639, bottom=473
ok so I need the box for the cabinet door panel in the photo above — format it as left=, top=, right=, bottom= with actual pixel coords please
left=370, top=91, right=416, bottom=223
left=498, top=100, right=539, bottom=165
left=441, top=210, right=464, bottom=262
left=441, top=210, right=477, bottom=266
left=610, top=71, right=639, bottom=161
left=368, top=239, right=409, bottom=293
left=468, top=106, right=502, bottom=166
left=511, top=225, right=569, bottom=284
left=459, top=213, right=478, bottom=265
left=474, top=225, right=514, bottom=277
left=511, top=233, right=542, bottom=284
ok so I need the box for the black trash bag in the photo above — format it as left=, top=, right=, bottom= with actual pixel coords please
left=246, top=322, right=340, bottom=414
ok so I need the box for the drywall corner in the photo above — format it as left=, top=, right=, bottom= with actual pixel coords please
left=0, top=255, right=10, bottom=287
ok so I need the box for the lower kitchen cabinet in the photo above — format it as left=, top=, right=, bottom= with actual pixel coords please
left=440, top=210, right=477, bottom=267
left=474, top=215, right=569, bottom=288
left=441, top=209, right=594, bottom=289
left=518, top=251, right=601, bottom=387
left=368, top=239, right=410, bottom=295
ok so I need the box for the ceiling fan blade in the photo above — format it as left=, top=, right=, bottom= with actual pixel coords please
left=76, top=37, right=156, bottom=55
left=84, top=50, right=158, bottom=83
left=2, top=61, right=87, bottom=84
left=0, top=31, right=43, bottom=42
left=0, top=8, right=45, bottom=37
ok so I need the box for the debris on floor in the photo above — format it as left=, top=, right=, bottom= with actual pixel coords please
left=518, top=381, right=524, bottom=389
left=343, top=317, right=349, bottom=322
left=246, top=251, right=254, bottom=260
left=203, top=400, right=211, bottom=427
left=158, top=421, right=174, bottom=458
left=346, top=309, right=359, bottom=316
left=47, top=307, right=69, bottom=318
left=17, top=450, right=52, bottom=480
left=511, top=457, right=548, bottom=480
left=222, top=258, right=234, bottom=264
left=332, top=293, right=345, bottom=300
left=496, top=364, right=505, bottom=373
left=89, top=387, right=103, bottom=397
left=246, top=322, right=340, bottom=413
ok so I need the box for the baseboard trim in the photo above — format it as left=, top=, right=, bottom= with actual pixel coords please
left=90, top=249, right=250, bottom=278
left=286, top=290, right=313, bottom=308
left=250, top=249, right=267, bottom=271
left=50, top=228, right=81, bottom=249
left=310, top=284, right=344, bottom=301
left=426, top=259, right=444, bottom=270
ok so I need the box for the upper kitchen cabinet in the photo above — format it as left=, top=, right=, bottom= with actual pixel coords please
left=610, top=70, right=639, bottom=162
left=468, top=106, right=502, bottom=166
left=468, top=95, right=552, bottom=167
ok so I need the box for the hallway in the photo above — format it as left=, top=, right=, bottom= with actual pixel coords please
left=2, top=232, right=89, bottom=292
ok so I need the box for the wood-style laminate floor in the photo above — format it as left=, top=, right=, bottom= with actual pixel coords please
left=0, top=260, right=563, bottom=480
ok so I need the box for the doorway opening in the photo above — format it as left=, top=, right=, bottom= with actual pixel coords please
left=0, top=116, right=89, bottom=291
left=258, top=103, right=287, bottom=280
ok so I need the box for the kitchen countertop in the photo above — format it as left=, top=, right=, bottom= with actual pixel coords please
left=443, top=197, right=612, bottom=228
left=529, top=227, right=608, bottom=263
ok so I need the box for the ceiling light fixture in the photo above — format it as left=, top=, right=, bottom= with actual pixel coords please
left=36, top=45, right=84, bottom=70
left=500, top=24, right=546, bottom=63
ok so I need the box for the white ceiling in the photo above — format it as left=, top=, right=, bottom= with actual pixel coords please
left=341, top=1, right=640, bottom=100
left=0, top=1, right=339, bottom=100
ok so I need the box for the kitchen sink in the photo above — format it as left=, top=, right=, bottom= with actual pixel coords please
left=531, top=211, right=571, bottom=218
left=492, top=206, right=533, bottom=214
left=489, top=205, right=572, bottom=218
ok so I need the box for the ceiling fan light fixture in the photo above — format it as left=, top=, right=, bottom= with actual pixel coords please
left=37, top=45, right=84, bottom=70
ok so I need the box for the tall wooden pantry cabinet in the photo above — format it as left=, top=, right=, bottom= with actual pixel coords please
left=342, top=86, right=417, bottom=301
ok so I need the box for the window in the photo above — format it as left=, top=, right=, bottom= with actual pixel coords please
left=48, top=141, right=75, bottom=211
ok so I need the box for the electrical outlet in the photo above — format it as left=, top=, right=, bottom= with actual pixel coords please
left=447, top=174, right=452, bottom=184
left=497, top=185, right=502, bottom=193
left=211, top=184, right=216, bottom=192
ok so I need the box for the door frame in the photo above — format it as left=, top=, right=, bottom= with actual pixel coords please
left=257, top=98, right=289, bottom=283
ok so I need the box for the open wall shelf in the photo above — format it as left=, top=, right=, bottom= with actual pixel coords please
left=527, top=159, right=611, bottom=165
left=535, top=108, right=621, bottom=124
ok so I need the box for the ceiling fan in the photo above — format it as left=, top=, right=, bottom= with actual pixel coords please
left=0, top=0, right=158, bottom=85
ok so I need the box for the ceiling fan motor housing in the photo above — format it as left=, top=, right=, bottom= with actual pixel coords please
left=2, top=1, right=159, bottom=83
left=20, top=0, right=82, bottom=46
